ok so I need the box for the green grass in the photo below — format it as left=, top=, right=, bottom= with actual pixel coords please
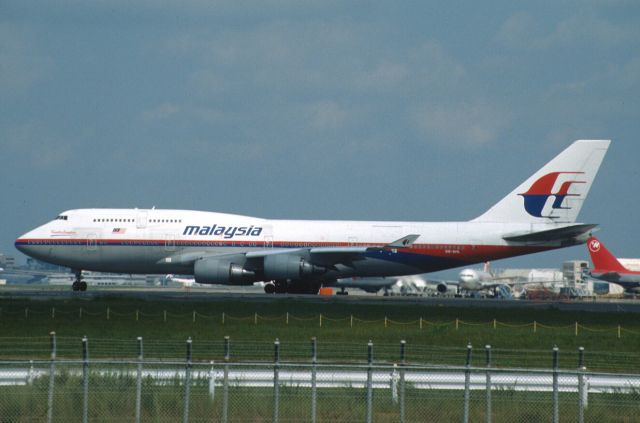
left=1, top=296, right=640, bottom=371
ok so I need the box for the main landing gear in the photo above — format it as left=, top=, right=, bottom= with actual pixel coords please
left=71, top=270, right=87, bottom=291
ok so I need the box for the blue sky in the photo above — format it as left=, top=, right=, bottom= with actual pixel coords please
left=2, top=1, right=639, bottom=275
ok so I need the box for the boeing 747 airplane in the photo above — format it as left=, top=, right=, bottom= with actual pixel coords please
left=15, top=140, right=610, bottom=293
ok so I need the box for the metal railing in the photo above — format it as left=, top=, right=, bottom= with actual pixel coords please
left=0, top=334, right=639, bottom=422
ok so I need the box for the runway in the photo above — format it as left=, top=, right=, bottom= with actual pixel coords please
left=1, top=285, right=640, bottom=313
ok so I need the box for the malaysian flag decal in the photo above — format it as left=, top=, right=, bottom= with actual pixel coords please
left=112, top=228, right=126, bottom=234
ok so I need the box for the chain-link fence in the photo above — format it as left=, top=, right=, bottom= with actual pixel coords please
left=1, top=339, right=639, bottom=422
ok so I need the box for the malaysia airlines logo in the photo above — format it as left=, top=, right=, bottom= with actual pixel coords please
left=519, top=172, right=585, bottom=218
left=588, top=239, right=601, bottom=253
left=183, top=224, right=263, bottom=239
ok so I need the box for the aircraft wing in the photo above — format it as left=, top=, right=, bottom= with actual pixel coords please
left=502, top=224, right=597, bottom=243
left=159, top=234, right=421, bottom=270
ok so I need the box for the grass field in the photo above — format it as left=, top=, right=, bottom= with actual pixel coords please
left=1, top=296, right=639, bottom=371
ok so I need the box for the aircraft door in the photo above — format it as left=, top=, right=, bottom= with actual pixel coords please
left=263, top=225, right=274, bottom=249
left=164, top=234, right=176, bottom=252
left=136, top=211, right=148, bottom=229
left=86, top=233, right=98, bottom=252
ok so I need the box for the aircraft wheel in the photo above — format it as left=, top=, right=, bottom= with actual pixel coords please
left=72, top=281, right=80, bottom=291
left=264, top=283, right=276, bottom=294
left=274, top=280, right=287, bottom=294
left=79, top=281, right=88, bottom=291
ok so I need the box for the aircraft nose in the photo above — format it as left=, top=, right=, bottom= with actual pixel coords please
left=14, top=233, right=31, bottom=255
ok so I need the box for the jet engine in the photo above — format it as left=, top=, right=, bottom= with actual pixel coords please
left=436, top=282, right=448, bottom=293
left=263, top=254, right=325, bottom=280
left=194, top=257, right=256, bottom=285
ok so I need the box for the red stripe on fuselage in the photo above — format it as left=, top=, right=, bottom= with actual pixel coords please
left=15, top=238, right=553, bottom=262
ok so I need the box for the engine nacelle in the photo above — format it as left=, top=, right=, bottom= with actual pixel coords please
left=436, top=282, right=448, bottom=293
left=263, top=254, right=325, bottom=280
left=194, top=257, right=256, bottom=285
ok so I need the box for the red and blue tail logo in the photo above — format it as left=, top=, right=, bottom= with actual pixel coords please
left=519, top=172, right=585, bottom=218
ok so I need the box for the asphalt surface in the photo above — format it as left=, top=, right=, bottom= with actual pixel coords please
left=1, top=285, right=640, bottom=313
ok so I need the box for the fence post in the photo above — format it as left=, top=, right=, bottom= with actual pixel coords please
left=164, top=310, right=167, bottom=322
left=255, top=312, right=258, bottom=325
left=135, top=337, right=143, bottom=423
left=463, top=343, right=472, bottom=423
left=552, top=346, right=559, bottom=423
left=273, top=338, right=280, bottom=423
left=577, top=346, right=587, bottom=423
left=82, top=336, right=89, bottom=423
left=399, top=340, right=406, bottom=423
left=47, top=332, right=56, bottom=423
left=223, top=336, right=230, bottom=423
left=209, top=360, right=216, bottom=400
left=52, top=307, right=55, bottom=319
left=366, top=340, right=373, bottom=423
left=222, top=312, right=225, bottom=325
left=311, top=337, right=317, bottom=423
left=107, top=307, right=110, bottom=320
left=183, top=338, right=192, bottom=423
left=286, top=312, right=289, bottom=325
left=485, top=345, right=492, bottom=423
left=456, top=318, right=459, bottom=330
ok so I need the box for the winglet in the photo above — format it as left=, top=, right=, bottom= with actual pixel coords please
left=386, top=234, right=420, bottom=248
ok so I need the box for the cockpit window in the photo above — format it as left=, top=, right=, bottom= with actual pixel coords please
left=55, top=215, right=68, bottom=221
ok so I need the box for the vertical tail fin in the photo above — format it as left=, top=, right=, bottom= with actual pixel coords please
left=473, top=140, right=610, bottom=223
left=587, top=237, right=628, bottom=272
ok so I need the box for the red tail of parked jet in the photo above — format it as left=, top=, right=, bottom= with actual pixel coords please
left=587, top=237, right=640, bottom=292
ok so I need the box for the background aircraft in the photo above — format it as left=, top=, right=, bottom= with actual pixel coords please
left=586, top=236, right=640, bottom=293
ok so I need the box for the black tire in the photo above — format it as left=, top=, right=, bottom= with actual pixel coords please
left=264, top=283, right=276, bottom=294
left=79, top=281, right=88, bottom=291
left=274, top=280, right=287, bottom=294
left=72, top=281, right=80, bottom=291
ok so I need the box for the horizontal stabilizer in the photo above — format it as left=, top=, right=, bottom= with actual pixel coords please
left=503, top=224, right=597, bottom=243
left=598, top=272, right=622, bottom=282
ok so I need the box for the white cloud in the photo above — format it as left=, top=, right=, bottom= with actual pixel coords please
left=495, top=10, right=638, bottom=50
left=306, top=101, right=349, bottom=130
left=140, top=102, right=180, bottom=121
left=0, top=23, right=53, bottom=97
left=4, top=123, right=74, bottom=168
left=412, top=101, right=511, bottom=147
left=358, top=61, right=409, bottom=90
